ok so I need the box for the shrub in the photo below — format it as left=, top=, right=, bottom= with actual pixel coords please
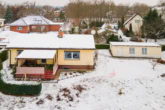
left=89, top=21, right=104, bottom=28
left=130, top=37, right=143, bottom=42
left=0, top=50, right=7, bottom=62
left=95, top=44, right=110, bottom=49
left=0, top=73, right=42, bottom=96
left=162, top=45, right=165, bottom=51
left=11, top=64, right=17, bottom=76
left=107, top=34, right=119, bottom=43
left=157, top=59, right=165, bottom=64
left=0, top=60, right=2, bottom=70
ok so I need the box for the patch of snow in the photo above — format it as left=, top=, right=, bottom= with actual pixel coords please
left=147, top=38, right=165, bottom=45
left=110, top=42, right=160, bottom=47
left=117, top=29, right=130, bottom=42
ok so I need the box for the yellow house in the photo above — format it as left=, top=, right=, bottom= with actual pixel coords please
left=110, top=42, right=161, bottom=58
left=6, top=32, right=95, bottom=79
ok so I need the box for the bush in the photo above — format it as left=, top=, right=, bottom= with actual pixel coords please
left=90, top=21, right=104, bottom=28
left=95, top=44, right=110, bottom=49
left=0, top=60, right=2, bottom=70
left=0, top=50, right=7, bottom=62
left=162, top=45, right=165, bottom=51
left=107, top=34, right=119, bottom=43
left=0, top=73, right=42, bottom=96
left=130, top=37, right=143, bottom=42
left=124, top=29, right=134, bottom=37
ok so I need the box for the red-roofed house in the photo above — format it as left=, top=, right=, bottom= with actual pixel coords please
left=9, top=16, right=64, bottom=33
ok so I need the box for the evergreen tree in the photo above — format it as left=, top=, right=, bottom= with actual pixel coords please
left=118, top=21, right=121, bottom=29
left=143, top=9, right=165, bottom=42
left=4, top=6, right=13, bottom=23
left=59, top=11, right=65, bottom=21
left=129, top=23, right=133, bottom=33
left=121, top=16, right=125, bottom=28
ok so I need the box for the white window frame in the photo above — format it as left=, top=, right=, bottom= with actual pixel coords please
left=142, top=48, right=147, bottom=55
left=64, top=51, right=80, bottom=60
left=17, top=27, right=22, bottom=30
left=129, top=48, right=135, bottom=55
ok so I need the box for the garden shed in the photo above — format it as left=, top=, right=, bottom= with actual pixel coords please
left=110, top=42, right=161, bottom=58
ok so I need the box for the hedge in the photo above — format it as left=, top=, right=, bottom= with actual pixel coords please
left=95, top=44, right=110, bottom=49
left=0, top=73, right=42, bottom=96
left=0, top=50, right=7, bottom=62
left=162, top=45, right=165, bottom=51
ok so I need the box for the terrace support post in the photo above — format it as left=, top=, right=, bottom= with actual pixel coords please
left=24, top=73, right=27, bottom=81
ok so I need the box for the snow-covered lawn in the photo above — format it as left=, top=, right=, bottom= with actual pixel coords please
left=147, top=39, right=165, bottom=45
left=0, top=50, right=165, bottom=110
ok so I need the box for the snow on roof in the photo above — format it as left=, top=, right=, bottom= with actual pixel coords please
left=16, top=50, right=56, bottom=59
left=110, top=42, right=160, bottom=47
left=9, top=16, right=64, bottom=26
left=6, top=33, right=95, bottom=49
left=124, top=13, right=143, bottom=25
left=0, top=18, right=5, bottom=20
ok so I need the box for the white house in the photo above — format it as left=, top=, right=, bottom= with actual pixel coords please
left=124, top=13, right=143, bottom=36
left=0, top=18, right=5, bottom=27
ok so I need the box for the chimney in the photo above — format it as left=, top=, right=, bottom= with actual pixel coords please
left=58, top=31, right=63, bottom=38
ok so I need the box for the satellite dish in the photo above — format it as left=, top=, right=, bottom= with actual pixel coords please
left=91, top=30, right=96, bottom=35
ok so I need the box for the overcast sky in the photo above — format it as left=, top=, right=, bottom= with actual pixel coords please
left=0, top=0, right=160, bottom=7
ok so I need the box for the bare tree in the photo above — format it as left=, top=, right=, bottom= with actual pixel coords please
left=131, top=3, right=150, bottom=16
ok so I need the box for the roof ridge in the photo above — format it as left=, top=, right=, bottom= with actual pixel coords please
left=21, top=17, right=28, bottom=26
left=124, top=13, right=143, bottom=26
left=40, top=16, right=49, bottom=25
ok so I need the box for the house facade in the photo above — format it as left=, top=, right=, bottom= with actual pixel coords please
left=9, top=16, right=64, bottom=33
left=110, top=42, right=161, bottom=58
left=0, top=18, right=5, bottom=27
left=124, top=13, right=143, bottom=36
left=6, top=32, right=95, bottom=79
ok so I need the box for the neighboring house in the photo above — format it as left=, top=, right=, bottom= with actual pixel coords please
left=110, top=42, right=161, bottom=58
left=124, top=13, right=143, bottom=36
left=0, top=18, right=5, bottom=27
left=6, top=32, right=95, bottom=79
left=9, top=16, right=64, bottom=33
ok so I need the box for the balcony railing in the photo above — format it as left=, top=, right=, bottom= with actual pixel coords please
left=16, top=67, right=45, bottom=75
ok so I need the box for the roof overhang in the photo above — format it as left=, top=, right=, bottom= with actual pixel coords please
left=16, top=50, right=56, bottom=59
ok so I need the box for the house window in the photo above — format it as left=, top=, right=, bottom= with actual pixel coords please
left=32, top=26, right=36, bottom=29
left=64, top=51, right=80, bottom=60
left=135, top=20, right=140, bottom=23
left=129, top=48, right=135, bottom=54
left=17, top=27, right=22, bottom=30
left=142, top=48, right=147, bottom=55
left=41, top=26, right=45, bottom=31
left=17, top=50, right=23, bottom=56
left=41, top=59, right=46, bottom=64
